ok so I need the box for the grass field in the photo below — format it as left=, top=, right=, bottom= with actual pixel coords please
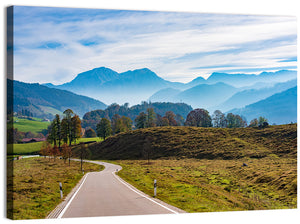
left=7, top=157, right=104, bottom=220
left=7, top=142, right=45, bottom=155
left=117, top=157, right=297, bottom=213
left=11, top=117, right=50, bottom=134
left=75, top=137, right=103, bottom=144
left=8, top=137, right=104, bottom=155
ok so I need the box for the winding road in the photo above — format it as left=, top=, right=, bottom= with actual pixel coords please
left=49, top=160, right=184, bottom=218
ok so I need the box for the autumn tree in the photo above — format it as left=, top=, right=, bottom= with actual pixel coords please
left=40, top=141, right=52, bottom=158
left=156, top=114, right=169, bottom=126
left=61, top=143, right=72, bottom=166
left=51, top=145, right=60, bottom=161
left=185, top=108, right=212, bottom=127
left=96, top=118, right=112, bottom=140
left=163, top=111, right=177, bottom=126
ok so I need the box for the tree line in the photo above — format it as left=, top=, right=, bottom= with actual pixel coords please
left=94, top=107, right=269, bottom=140
left=44, top=107, right=269, bottom=145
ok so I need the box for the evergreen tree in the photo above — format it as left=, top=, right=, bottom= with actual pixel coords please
left=146, top=108, right=156, bottom=128
left=135, top=112, right=147, bottom=129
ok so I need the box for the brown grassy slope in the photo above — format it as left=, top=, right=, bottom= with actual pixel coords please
left=84, top=124, right=296, bottom=160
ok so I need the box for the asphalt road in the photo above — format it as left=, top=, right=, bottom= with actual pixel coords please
left=58, top=160, right=183, bottom=218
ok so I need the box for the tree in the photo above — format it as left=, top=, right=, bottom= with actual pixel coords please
left=51, top=146, right=60, bottom=161
left=175, top=114, right=185, bottom=126
left=135, top=112, right=147, bottom=129
left=47, top=114, right=62, bottom=147
left=146, top=108, right=156, bottom=128
left=71, top=115, right=82, bottom=144
left=49, top=114, right=62, bottom=148
left=61, top=109, right=74, bottom=146
left=226, top=113, right=247, bottom=128
left=156, top=114, right=169, bottom=126
left=61, top=143, right=72, bottom=166
left=256, top=116, right=269, bottom=128
left=85, top=128, right=97, bottom=138
left=185, top=108, right=212, bottom=127
left=61, top=109, right=82, bottom=146
left=164, top=111, right=177, bottom=126
left=111, top=114, right=122, bottom=134
left=40, top=142, right=52, bottom=158
left=96, top=118, right=112, bottom=140
left=249, top=118, right=259, bottom=127
left=121, top=116, right=133, bottom=132
left=212, top=110, right=227, bottom=128
left=258, top=116, right=268, bottom=127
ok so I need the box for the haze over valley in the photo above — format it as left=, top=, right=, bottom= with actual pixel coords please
left=12, top=66, right=297, bottom=125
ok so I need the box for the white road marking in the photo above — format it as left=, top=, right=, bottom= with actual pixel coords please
left=57, top=173, right=90, bottom=219
left=112, top=171, right=179, bottom=214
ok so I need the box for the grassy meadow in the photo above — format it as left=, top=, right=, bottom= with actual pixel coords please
left=117, top=157, right=297, bottom=212
left=11, top=117, right=50, bottom=134
left=7, top=157, right=104, bottom=220
left=8, top=142, right=44, bottom=155
left=8, top=137, right=103, bottom=156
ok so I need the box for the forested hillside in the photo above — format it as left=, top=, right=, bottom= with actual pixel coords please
left=9, top=79, right=107, bottom=119
left=82, top=102, right=193, bottom=130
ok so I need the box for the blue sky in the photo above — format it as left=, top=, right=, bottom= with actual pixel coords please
left=13, top=6, right=297, bottom=84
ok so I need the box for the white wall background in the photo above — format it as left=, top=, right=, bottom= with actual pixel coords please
left=1, top=1, right=299, bottom=224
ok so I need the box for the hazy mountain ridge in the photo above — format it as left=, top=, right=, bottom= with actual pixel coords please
left=229, top=87, right=297, bottom=125
left=43, top=67, right=296, bottom=109
left=210, top=79, right=297, bottom=112
left=38, top=67, right=297, bottom=125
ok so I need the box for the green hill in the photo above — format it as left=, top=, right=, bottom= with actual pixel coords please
left=9, top=79, right=107, bottom=119
left=82, top=124, right=296, bottom=160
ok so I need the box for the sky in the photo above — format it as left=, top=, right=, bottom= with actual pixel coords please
left=12, top=6, right=297, bottom=84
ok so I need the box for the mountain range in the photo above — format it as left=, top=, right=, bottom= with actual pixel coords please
left=44, top=67, right=184, bottom=105
left=13, top=66, right=297, bottom=124
left=230, top=86, right=297, bottom=125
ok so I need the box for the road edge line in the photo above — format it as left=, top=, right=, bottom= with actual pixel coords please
left=57, top=173, right=90, bottom=219
left=112, top=171, right=179, bottom=214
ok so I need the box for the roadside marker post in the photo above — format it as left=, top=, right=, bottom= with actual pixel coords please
left=154, top=179, right=157, bottom=197
left=59, top=182, right=63, bottom=199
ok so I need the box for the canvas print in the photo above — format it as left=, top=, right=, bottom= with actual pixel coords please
left=6, top=5, right=297, bottom=220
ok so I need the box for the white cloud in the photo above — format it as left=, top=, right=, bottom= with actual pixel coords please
left=13, top=7, right=297, bottom=84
